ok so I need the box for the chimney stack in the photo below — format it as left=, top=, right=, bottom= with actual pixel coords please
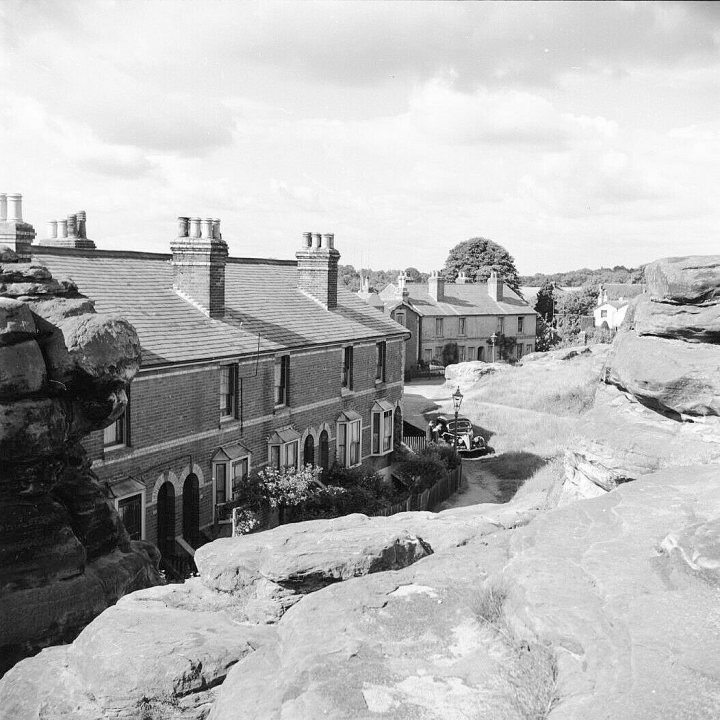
left=171, top=214, right=228, bottom=318
left=396, top=271, right=409, bottom=299
left=296, top=231, right=341, bottom=310
left=428, top=270, right=445, bottom=302
left=0, top=192, right=35, bottom=260
left=488, top=270, right=504, bottom=302
left=456, top=270, right=469, bottom=284
left=41, top=209, right=96, bottom=248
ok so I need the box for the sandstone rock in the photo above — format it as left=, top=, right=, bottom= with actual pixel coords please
left=0, top=297, right=36, bottom=345
left=0, top=340, right=45, bottom=397
left=444, top=360, right=508, bottom=387
left=196, top=513, right=432, bottom=622
left=40, top=313, right=141, bottom=387
left=608, top=330, right=720, bottom=416
left=0, top=260, right=160, bottom=674
left=661, top=518, right=720, bottom=578
left=645, top=254, right=720, bottom=304
left=633, top=295, right=720, bottom=343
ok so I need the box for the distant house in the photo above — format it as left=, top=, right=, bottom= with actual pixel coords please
left=594, top=283, right=646, bottom=329
left=360, top=270, right=538, bottom=370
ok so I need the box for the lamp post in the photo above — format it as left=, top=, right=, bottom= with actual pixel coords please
left=452, top=385, right=463, bottom=450
left=490, top=332, right=497, bottom=363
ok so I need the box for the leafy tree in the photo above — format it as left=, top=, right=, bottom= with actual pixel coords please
left=554, top=286, right=598, bottom=341
left=404, top=267, right=422, bottom=283
left=519, top=265, right=645, bottom=288
left=534, top=279, right=556, bottom=322
left=443, top=238, right=521, bottom=291
left=535, top=317, right=559, bottom=352
left=440, top=342, right=459, bottom=366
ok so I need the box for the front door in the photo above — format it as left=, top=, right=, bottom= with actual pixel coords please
left=157, top=481, right=176, bottom=559
left=182, top=474, right=200, bottom=546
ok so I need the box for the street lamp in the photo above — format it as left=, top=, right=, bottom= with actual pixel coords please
left=490, top=332, right=497, bottom=363
left=451, top=386, right=463, bottom=450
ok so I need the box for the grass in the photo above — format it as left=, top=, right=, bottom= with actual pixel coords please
left=474, top=581, right=560, bottom=720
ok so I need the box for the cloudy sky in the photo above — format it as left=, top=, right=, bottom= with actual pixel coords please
left=1, top=1, right=719, bottom=274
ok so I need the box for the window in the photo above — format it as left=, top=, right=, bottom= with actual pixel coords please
left=375, top=341, right=386, bottom=383
left=342, top=346, right=353, bottom=390
left=274, top=355, right=290, bottom=406
left=303, top=434, right=315, bottom=466
left=117, top=493, right=142, bottom=541
left=517, top=317, right=524, bottom=334
left=337, top=412, right=362, bottom=467
left=395, top=311, right=406, bottom=327
left=212, top=443, right=252, bottom=509
left=435, top=318, right=444, bottom=337
left=468, top=347, right=475, bottom=360
left=268, top=428, right=301, bottom=469
left=458, top=345, right=466, bottom=362
left=220, top=364, right=237, bottom=419
left=600, top=309, right=607, bottom=318
left=516, top=344, right=523, bottom=360
left=497, top=317, right=505, bottom=334
left=104, top=401, right=129, bottom=448
left=526, top=344, right=533, bottom=354
left=371, top=401, right=394, bottom=455
left=458, top=317, right=466, bottom=336
left=423, top=348, right=432, bottom=364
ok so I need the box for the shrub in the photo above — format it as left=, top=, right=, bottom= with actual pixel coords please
left=396, top=450, right=448, bottom=493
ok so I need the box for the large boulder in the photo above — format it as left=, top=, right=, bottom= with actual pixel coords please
left=633, top=295, right=720, bottom=343
left=607, top=330, right=720, bottom=416
left=644, top=255, right=720, bottom=304
left=0, top=259, right=160, bottom=675
left=444, top=360, right=509, bottom=387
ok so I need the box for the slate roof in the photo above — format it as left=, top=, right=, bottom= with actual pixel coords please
left=378, top=282, right=537, bottom=318
left=32, top=246, right=408, bottom=368
left=602, top=283, right=646, bottom=301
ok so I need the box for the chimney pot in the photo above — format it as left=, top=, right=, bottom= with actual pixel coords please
left=67, top=214, right=77, bottom=238
left=297, top=231, right=341, bottom=309
left=213, top=218, right=221, bottom=240
left=302, top=232, right=312, bottom=247
left=47, top=220, right=58, bottom=239
left=177, top=216, right=189, bottom=237
left=0, top=194, right=6, bottom=222
left=76, top=210, right=87, bottom=239
left=323, top=233, right=334, bottom=249
left=428, top=270, right=445, bottom=302
left=312, top=233, right=321, bottom=249
left=189, top=217, right=201, bottom=238
left=57, top=219, right=68, bottom=238
left=7, top=194, right=22, bottom=222
left=201, top=218, right=213, bottom=239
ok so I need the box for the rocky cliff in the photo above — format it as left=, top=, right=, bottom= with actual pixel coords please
left=0, top=245, right=162, bottom=674
left=1, top=254, right=719, bottom=718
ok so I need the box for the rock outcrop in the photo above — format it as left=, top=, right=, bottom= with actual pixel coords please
left=2, top=466, right=720, bottom=719
left=607, top=255, right=720, bottom=418
left=0, top=246, right=161, bottom=674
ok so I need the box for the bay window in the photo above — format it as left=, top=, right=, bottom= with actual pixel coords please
left=268, top=428, right=301, bottom=469
left=212, top=443, right=252, bottom=510
left=337, top=410, right=362, bottom=467
left=371, top=400, right=394, bottom=455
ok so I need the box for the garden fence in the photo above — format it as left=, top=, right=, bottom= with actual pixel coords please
left=372, top=465, right=462, bottom=517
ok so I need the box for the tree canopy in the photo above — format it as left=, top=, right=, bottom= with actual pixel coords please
left=520, top=265, right=644, bottom=287
left=534, top=279, right=556, bottom=321
left=442, top=237, right=521, bottom=291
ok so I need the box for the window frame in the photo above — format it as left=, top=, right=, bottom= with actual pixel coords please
left=395, top=311, right=406, bottom=327
left=517, top=316, right=524, bottom=334
left=104, top=394, right=130, bottom=450
left=268, top=439, right=300, bottom=470
left=341, top=346, right=354, bottom=390
left=435, top=317, right=444, bottom=337
left=274, top=355, right=290, bottom=407
left=220, top=363, right=238, bottom=420
left=458, top=317, right=466, bottom=336
left=497, top=316, right=505, bottom=334
left=371, top=402, right=395, bottom=456
left=375, top=341, right=387, bottom=383
left=458, top=345, right=466, bottom=362
left=114, top=491, right=145, bottom=541
left=336, top=417, right=362, bottom=468
left=212, top=447, right=252, bottom=517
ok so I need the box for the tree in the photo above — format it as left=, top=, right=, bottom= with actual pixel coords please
left=534, top=280, right=556, bottom=322
left=440, top=342, right=459, bottom=366
left=443, top=238, right=521, bottom=291
left=404, top=267, right=422, bottom=283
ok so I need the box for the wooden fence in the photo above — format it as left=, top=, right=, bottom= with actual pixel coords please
left=372, top=465, right=462, bottom=517
left=402, top=420, right=428, bottom=455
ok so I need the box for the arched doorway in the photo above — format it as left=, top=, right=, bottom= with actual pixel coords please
left=182, top=474, right=200, bottom=546
left=304, top=434, right=315, bottom=467
left=157, top=481, right=176, bottom=559
left=319, top=430, right=329, bottom=470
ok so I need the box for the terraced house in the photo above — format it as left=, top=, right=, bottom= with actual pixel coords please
left=363, top=269, right=537, bottom=371
left=7, top=199, right=408, bottom=570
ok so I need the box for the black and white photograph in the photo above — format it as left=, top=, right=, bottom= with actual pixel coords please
left=1, top=1, right=720, bottom=717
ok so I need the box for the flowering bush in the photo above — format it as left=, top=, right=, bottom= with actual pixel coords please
left=254, top=464, right=325, bottom=508
left=232, top=508, right=261, bottom=535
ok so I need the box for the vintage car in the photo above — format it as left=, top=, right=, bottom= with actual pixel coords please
left=433, top=416, right=492, bottom=458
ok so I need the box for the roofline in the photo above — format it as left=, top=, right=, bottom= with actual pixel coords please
left=32, top=244, right=298, bottom=267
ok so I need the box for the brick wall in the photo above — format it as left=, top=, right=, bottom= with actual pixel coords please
left=87, top=337, right=405, bottom=548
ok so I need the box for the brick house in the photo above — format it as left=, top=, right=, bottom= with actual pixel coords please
left=364, top=269, right=538, bottom=371
left=5, top=202, right=409, bottom=564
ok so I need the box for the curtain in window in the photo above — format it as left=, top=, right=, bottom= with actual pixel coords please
left=337, top=423, right=347, bottom=466
left=349, top=420, right=361, bottom=465
left=215, top=463, right=227, bottom=504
